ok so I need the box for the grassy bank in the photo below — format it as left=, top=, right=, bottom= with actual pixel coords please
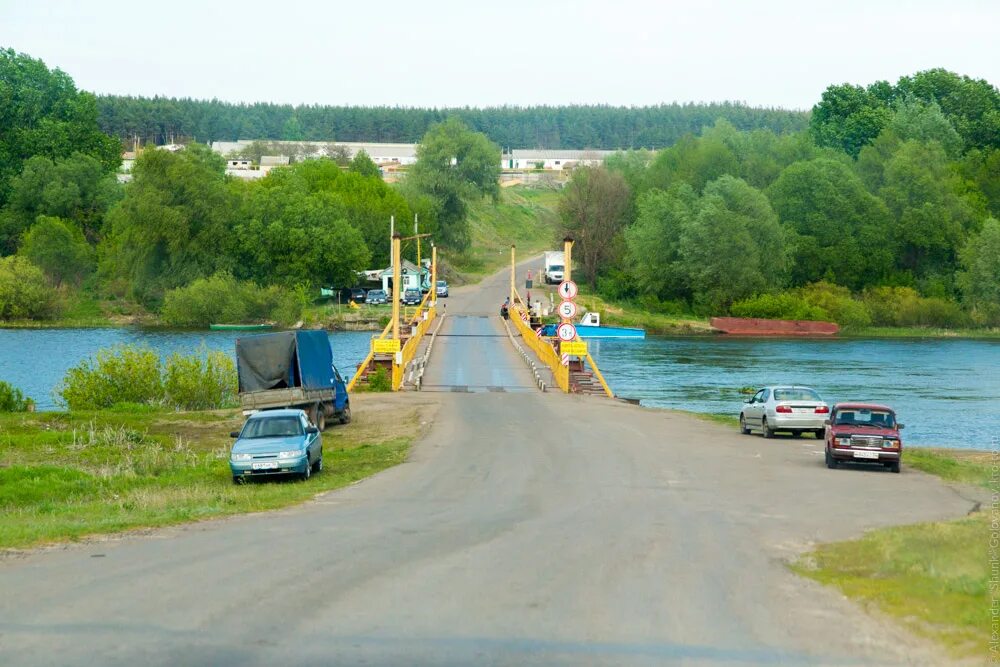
left=0, top=394, right=435, bottom=551
left=446, top=186, right=561, bottom=282
left=793, top=448, right=992, bottom=660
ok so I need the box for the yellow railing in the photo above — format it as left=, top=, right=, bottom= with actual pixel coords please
left=509, top=287, right=613, bottom=398
left=509, top=290, right=569, bottom=393
left=347, top=318, right=393, bottom=392
left=397, top=291, right=436, bottom=390
left=347, top=292, right=438, bottom=392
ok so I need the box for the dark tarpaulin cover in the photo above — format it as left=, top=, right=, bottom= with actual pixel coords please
left=236, top=331, right=333, bottom=393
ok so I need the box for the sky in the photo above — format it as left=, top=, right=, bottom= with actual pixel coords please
left=2, top=0, right=997, bottom=110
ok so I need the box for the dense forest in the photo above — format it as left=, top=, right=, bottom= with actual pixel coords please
left=561, top=68, right=1000, bottom=329
left=0, top=48, right=499, bottom=326
left=95, top=97, right=808, bottom=150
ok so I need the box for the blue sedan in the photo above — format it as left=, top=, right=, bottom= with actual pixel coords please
left=229, top=409, right=322, bottom=484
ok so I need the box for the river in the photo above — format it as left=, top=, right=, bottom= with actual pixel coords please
left=0, top=328, right=372, bottom=412
left=1, top=329, right=997, bottom=448
left=588, top=336, right=1000, bottom=449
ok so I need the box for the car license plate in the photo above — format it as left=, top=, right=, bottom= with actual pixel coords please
left=252, top=461, right=278, bottom=470
left=853, top=450, right=880, bottom=460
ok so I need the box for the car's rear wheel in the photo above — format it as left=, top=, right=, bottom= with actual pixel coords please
left=316, top=408, right=326, bottom=431
left=312, top=454, right=323, bottom=474
left=825, top=449, right=838, bottom=469
left=339, top=405, right=352, bottom=425
left=739, top=414, right=751, bottom=435
left=761, top=417, right=773, bottom=439
left=814, top=429, right=825, bottom=439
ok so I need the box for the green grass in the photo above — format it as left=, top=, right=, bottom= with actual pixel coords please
left=446, top=186, right=561, bottom=281
left=792, top=448, right=993, bottom=659
left=0, top=400, right=422, bottom=550
left=845, top=325, right=1000, bottom=339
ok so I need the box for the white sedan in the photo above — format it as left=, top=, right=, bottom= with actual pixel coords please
left=739, top=386, right=829, bottom=439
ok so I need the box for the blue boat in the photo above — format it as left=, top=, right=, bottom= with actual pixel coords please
left=540, top=312, right=645, bottom=339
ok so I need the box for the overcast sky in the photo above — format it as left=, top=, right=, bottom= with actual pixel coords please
left=2, top=0, right=997, bottom=110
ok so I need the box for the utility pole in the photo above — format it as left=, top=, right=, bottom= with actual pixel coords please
left=563, top=236, right=574, bottom=285
left=389, top=215, right=394, bottom=272
left=510, top=245, right=516, bottom=306
left=431, top=243, right=437, bottom=308
left=391, top=232, right=401, bottom=343
left=414, top=214, right=420, bottom=286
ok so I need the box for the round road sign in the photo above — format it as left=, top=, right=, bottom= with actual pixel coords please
left=556, top=322, right=577, bottom=342
left=557, top=300, right=578, bottom=319
left=558, top=280, right=578, bottom=300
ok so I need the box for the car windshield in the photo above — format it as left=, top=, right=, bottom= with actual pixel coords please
left=240, top=416, right=303, bottom=438
left=437, top=281, right=446, bottom=286
left=834, top=409, right=895, bottom=428
left=773, top=388, right=821, bottom=401
left=550, top=265, right=564, bottom=271
left=369, top=291, right=384, bottom=297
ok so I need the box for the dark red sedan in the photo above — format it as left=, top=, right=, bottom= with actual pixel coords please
left=825, top=403, right=904, bottom=473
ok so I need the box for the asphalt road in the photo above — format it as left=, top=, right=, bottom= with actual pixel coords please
left=0, top=261, right=983, bottom=666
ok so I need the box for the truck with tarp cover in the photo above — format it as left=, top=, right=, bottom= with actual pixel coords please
left=235, top=330, right=350, bottom=430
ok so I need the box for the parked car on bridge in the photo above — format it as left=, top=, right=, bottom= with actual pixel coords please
left=824, top=403, right=903, bottom=473
left=402, top=289, right=422, bottom=305
left=739, top=386, right=829, bottom=438
left=436, top=280, right=449, bottom=297
left=365, top=289, right=387, bottom=305
left=229, top=409, right=323, bottom=484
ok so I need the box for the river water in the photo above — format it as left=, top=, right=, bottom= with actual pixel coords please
left=1, top=329, right=997, bottom=448
left=0, top=328, right=372, bottom=412
left=587, top=336, right=1000, bottom=449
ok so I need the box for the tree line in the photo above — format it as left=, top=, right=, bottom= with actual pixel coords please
left=561, top=69, right=1000, bottom=328
left=95, top=96, right=808, bottom=150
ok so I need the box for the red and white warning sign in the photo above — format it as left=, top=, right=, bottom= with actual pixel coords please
left=561, top=353, right=570, bottom=366
left=557, top=300, right=577, bottom=319
left=556, top=322, right=577, bottom=342
left=558, top=280, right=578, bottom=300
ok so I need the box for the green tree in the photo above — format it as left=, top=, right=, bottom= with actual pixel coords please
left=0, top=153, right=119, bottom=252
left=559, top=167, right=631, bottom=289
left=232, top=176, right=370, bottom=288
left=887, top=98, right=963, bottom=157
left=624, top=183, right=698, bottom=300
left=810, top=83, right=893, bottom=157
left=895, top=69, right=1000, bottom=151
left=877, top=140, right=985, bottom=289
left=679, top=176, right=787, bottom=312
left=349, top=150, right=381, bottom=178
left=957, top=218, right=1000, bottom=322
left=0, top=49, right=121, bottom=207
left=767, top=158, right=896, bottom=289
left=408, top=118, right=500, bottom=249
left=18, top=215, right=95, bottom=286
left=98, top=144, right=236, bottom=305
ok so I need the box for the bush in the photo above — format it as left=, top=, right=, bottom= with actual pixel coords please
left=59, top=345, right=239, bottom=411
left=59, top=346, right=164, bottom=410
left=798, top=282, right=872, bottom=328
left=367, top=366, right=392, bottom=392
left=730, top=293, right=828, bottom=321
left=862, top=286, right=970, bottom=328
left=164, top=348, right=238, bottom=410
left=633, top=294, right=687, bottom=316
left=0, top=256, right=60, bottom=320
left=160, top=273, right=306, bottom=328
left=0, top=380, right=33, bottom=412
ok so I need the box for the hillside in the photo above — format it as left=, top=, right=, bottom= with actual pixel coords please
left=444, top=186, right=561, bottom=283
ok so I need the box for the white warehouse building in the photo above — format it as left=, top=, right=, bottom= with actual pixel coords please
left=501, top=149, right=616, bottom=171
